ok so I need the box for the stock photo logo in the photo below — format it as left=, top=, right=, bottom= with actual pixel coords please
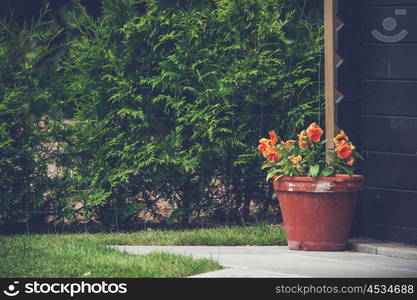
left=3, top=281, right=20, bottom=297
left=2, top=281, right=128, bottom=297
left=371, top=8, right=408, bottom=43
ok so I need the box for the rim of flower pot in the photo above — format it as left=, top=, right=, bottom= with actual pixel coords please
left=273, top=174, right=364, bottom=193
left=274, top=174, right=364, bottom=182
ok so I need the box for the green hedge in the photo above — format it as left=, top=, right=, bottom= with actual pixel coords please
left=0, top=0, right=323, bottom=232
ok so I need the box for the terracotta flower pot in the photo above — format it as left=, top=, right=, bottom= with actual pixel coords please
left=273, top=174, right=364, bottom=251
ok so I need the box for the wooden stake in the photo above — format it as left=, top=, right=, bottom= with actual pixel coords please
left=324, top=0, right=340, bottom=151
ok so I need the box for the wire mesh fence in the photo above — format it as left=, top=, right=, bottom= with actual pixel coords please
left=1, top=175, right=282, bottom=234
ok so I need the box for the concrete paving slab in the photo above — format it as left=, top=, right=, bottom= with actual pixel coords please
left=349, top=239, right=417, bottom=260
left=188, top=268, right=303, bottom=278
left=110, top=245, right=417, bottom=278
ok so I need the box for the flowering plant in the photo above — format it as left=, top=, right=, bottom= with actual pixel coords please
left=258, top=123, right=364, bottom=181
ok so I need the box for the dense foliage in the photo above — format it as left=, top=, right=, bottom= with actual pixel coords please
left=0, top=0, right=324, bottom=232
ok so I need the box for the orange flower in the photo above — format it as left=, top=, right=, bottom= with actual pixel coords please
left=265, top=149, right=281, bottom=163
left=269, top=130, right=278, bottom=146
left=346, top=156, right=356, bottom=166
left=298, top=130, right=308, bottom=149
left=289, top=155, right=302, bottom=165
left=257, top=143, right=267, bottom=152
left=336, top=141, right=352, bottom=160
left=306, top=122, right=324, bottom=142
left=257, top=138, right=269, bottom=152
left=333, top=130, right=349, bottom=146
left=284, top=140, right=296, bottom=150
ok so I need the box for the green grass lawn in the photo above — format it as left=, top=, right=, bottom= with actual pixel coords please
left=0, top=224, right=286, bottom=278
left=0, top=234, right=221, bottom=278
left=90, top=224, right=286, bottom=246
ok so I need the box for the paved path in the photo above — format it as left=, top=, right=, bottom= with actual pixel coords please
left=111, top=246, right=417, bottom=278
left=349, top=239, right=417, bottom=260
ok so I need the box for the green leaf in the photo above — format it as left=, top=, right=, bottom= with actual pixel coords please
left=309, top=164, right=320, bottom=178
left=266, top=168, right=283, bottom=182
left=352, top=151, right=365, bottom=160
left=320, top=168, right=333, bottom=177
left=340, top=165, right=354, bottom=176
left=266, top=172, right=276, bottom=182
left=261, top=163, right=274, bottom=170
